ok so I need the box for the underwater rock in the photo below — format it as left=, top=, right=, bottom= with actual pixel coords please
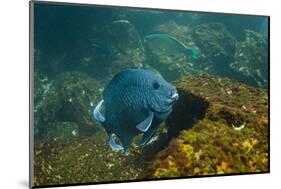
left=192, top=22, right=237, bottom=74
left=34, top=72, right=102, bottom=140
left=144, top=21, right=201, bottom=81
left=195, top=15, right=268, bottom=40
left=45, top=122, right=80, bottom=140
left=85, top=19, right=145, bottom=80
left=151, top=21, right=194, bottom=44
left=230, top=30, right=268, bottom=88
left=148, top=74, right=268, bottom=177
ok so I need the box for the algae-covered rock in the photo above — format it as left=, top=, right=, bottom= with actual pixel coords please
left=33, top=126, right=170, bottom=186
left=149, top=75, right=268, bottom=177
left=34, top=132, right=145, bottom=186
left=33, top=75, right=268, bottom=185
left=34, top=72, right=102, bottom=140
left=144, top=21, right=201, bottom=81
left=192, top=23, right=237, bottom=73
left=230, top=30, right=268, bottom=88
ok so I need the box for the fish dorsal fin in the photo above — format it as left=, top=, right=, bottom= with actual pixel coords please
left=136, top=111, right=154, bottom=132
left=93, top=99, right=105, bottom=122
left=109, top=134, right=124, bottom=151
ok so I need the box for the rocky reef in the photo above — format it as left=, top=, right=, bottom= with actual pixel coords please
left=230, top=30, right=268, bottom=88
left=192, top=22, right=237, bottom=74
left=33, top=75, right=268, bottom=186
left=148, top=75, right=268, bottom=177
left=81, top=19, right=145, bottom=80
left=143, top=21, right=268, bottom=88
left=34, top=72, right=102, bottom=140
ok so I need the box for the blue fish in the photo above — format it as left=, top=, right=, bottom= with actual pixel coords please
left=93, top=69, right=178, bottom=155
left=144, top=33, right=200, bottom=59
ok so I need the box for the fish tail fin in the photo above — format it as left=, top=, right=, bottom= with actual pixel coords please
left=186, top=47, right=200, bottom=59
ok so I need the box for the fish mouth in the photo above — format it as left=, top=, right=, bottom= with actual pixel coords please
left=167, top=91, right=179, bottom=104
left=171, top=92, right=179, bottom=100
left=147, top=89, right=179, bottom=114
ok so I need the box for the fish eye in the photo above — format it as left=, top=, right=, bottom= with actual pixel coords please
left=153, top=82, right=160, bottom=90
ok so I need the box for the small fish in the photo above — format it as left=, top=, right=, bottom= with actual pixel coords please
left=144, top=33, right=199, bottom=59
left=93, top=69, right=178, bottom=155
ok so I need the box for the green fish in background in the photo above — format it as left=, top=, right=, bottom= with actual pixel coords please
left=144, top=33, right=199, bottom=59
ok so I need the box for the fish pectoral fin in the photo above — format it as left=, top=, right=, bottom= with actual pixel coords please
left=109, top=134, right=124, bottom=151
left=93, top=99, right=105, bottom=122
left=136, top=111, right=154, bottom=132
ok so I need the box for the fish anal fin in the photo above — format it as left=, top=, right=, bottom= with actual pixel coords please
left=136, top=112, right=154, bottom=132
left=139, top=127, right=157, bottom=146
